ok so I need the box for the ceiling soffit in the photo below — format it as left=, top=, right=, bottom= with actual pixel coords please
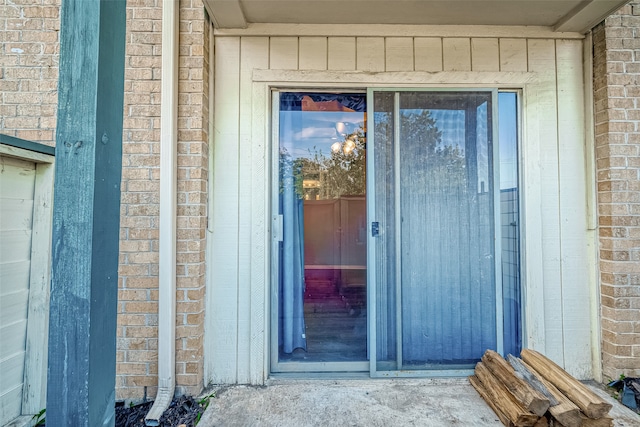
left=203, top=0, right=629, bottom=34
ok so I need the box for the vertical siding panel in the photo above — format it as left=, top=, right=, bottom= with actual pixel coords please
left=22, top=161, right=53, bottom=413
left=471, top=38, right=499, bottom=71
left=443, top=38, right=471, bottom=71
left=249, top=82, right=268, bottom=384
left=527, top=38, right=563, bottom=366
left=299, top=37, right=328, bottom=70
left=556, top=39, right=592, bottom=378
left=328, top=37, right=356, bottom=70
left=356, top=37, right=385, bottom=71
left=385, top=37, right=414, bottom=71
left=414, top=37, right=443, bottom=71
left=238, top=36, right=269, bottom=383
left=269, top=37, right=298, bottom=70
left=500, top=38, right=528, bottom=72
left=211, top=36, right=241, bottom=383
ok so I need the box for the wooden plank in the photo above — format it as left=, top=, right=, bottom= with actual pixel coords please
left=527, top=39, right=563, bottom=363
left=0, top=352, right=26, bottom=397
left=0, top=155, right=36, bottom=200
left=214, top=24, right=584, bottom=39
left=482, top=350, right=550, bottom=416
left=47, top=0, right=126, bottom=425
left=0, top=385, right=22, bottom=426
left=578, top=414, right=613, bottom=427
left=385, top=37, right=414, bottom=71
left=507, top=354, right=559, bottom=406
left=521, top=349, right=612, bottom=419
left=414, top=37, right=442, bottom=71
left=471, top=38, right=499, bottom=71
left=516, top=357, right=582, bottom=427
left=533, top=416, right=549, bottom=427
left=0, top=320, right=27, bottom=360
left=555, top=39, right=593, bottom=379
left=253, top=69, right=534, bottom=85
left=270, top=37, right=298, bottom=70
left=211, top=36, right=241, bottom=383
left=0, top=262, right=30, bottom=295
left=0, top=134, right=55, bottom=156
left=22, top=162, right=54, bottom=414
left=299, top=37, right=327, bottom=70
left=0, top=199, right=35, bottom=231
left=0, top=290, right=29, bottom=325
left=356, top=37, right=385, bottom=71
left=0, top=231, right=32, bottom=264
left=238, top=36, right=269, bottom=384
left=474, top=362, right=540, bottom=426
left=0, top=144, right=54, bottom=164
left=327, top=37, right=356, bottom=70
left=443, top=38, right=471, bottom=71
left=470, top=374, right=514, bottom=427
left=249, top=81, right=268, bottom=384
left=500, top=39, right=528, bottom=72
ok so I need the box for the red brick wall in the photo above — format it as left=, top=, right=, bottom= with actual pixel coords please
left=117, top=0, right=209, bottom=400
left=0, top=0, right=60, bottom=144
left=593, top=1, right=640, bottom=380
left=1, top=0, right=209, bottom=400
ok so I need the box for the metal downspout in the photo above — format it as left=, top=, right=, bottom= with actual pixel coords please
left=145, top=0, right=178, bottom=424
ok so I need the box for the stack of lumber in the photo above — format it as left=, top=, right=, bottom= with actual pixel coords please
left=470, top=349, right=613, bottom=427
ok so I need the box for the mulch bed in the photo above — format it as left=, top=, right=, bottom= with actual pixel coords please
left=37, top=394, right=212, bottom=426
left=115, top=395, right=206, bottom=427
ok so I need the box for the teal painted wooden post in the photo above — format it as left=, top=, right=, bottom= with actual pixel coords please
left=47, top=0, right=126, bottom=425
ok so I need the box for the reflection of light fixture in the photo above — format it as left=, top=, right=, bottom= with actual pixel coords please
left=343, top=137, right=356, bottom=154
left=331, top=135, right=357, bottom=156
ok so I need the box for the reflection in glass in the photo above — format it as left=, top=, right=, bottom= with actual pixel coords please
left=277, top=93, right=367, bottom=363
left=374, top=91, right=513, bottom=370
left=399, top=92, right=496, bottom=368
left=499, top=92, right=522, bottom=357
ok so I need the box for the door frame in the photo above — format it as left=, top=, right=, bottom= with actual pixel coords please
left=268, top=86, right=517, bottom=376
left=250, top=70, right=541, bottom=382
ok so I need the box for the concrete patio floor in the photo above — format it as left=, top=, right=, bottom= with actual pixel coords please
left=197, top=378, right=640, bottom=427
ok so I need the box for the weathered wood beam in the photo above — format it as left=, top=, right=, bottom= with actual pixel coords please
left=46, top=0, right=126, bottom=425
left=507, top=354, right=559, bottom=407
left=518, top=358, right=582, bottom=427
left=469, top=375, right=515, bottom=427
left=521, top=350, right=612, bottom=419
left=475, top=362, right=540, bottom=427
left=482, top=349, right=550, bottom=416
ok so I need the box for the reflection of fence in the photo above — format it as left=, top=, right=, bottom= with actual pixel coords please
left=500, top=187, right=521, bottom=356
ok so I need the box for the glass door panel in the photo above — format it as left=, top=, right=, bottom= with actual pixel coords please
left=370, top=90, right=505, bottom=373
left=273, top=92, right=368, bottom=372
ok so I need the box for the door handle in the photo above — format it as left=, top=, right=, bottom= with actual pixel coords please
left=371, top=221, right=379, bottom=237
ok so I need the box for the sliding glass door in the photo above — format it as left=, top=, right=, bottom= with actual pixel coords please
left=368, top=89, right=519, bottom=374
left=271, top=89, right=521, bottom=375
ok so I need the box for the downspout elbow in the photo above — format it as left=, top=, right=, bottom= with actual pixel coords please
left=144, top=380, right=174, bottom=426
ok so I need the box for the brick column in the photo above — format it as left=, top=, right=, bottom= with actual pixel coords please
left=593, top=2, right=640, bottom=380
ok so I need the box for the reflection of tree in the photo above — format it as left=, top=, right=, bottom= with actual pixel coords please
left=283, top=109, right=467, bottom=201
left=291, top=129, right=366, bottom=200
left=391, top=110, right=467, bottom=191
left=318, top=129, right=366, bottom=199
